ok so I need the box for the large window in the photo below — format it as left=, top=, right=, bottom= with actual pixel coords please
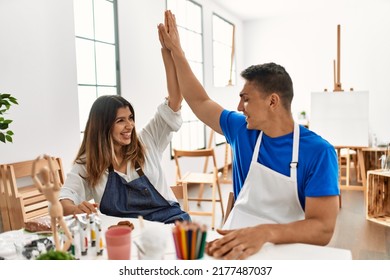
left=167, top=0, right=205, bottom=151
left=212, top=14, right=236, bottom=87
left=73, top=0, right=120, bottom=134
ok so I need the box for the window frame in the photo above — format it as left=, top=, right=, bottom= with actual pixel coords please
left=212, top=13, right=236, bottom=88
left=73, top=0, right=121, bottom=135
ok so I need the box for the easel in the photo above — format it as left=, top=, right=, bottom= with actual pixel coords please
left=204, top=130, right=232, bottom=184
left=333, top=24, right=344, bottom=92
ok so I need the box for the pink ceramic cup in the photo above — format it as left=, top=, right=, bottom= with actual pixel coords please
left=105, top=226, right=132, bottom=260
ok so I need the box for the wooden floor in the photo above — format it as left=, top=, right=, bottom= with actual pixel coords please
left=329, top=190, right=390, bottom=260
left=185, top=168, right=390, bottom=260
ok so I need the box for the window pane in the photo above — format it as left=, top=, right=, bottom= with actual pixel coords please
left=181, top=102, right=197, bottom=121
left=73, top=0, right=94, bottom=38
left=215, top=132, right=226, bottom=145
left=213, top=15, right=233, bottom=45
left=75, top=38, right=96, bottom=85
left=186, top=1, right=202, bottom=33
left=97, top=86, right=117, bottom=96
left=95, top=42, right=116, bottom=86
left=94, top=0, right=115, bottom=43
left=172, top=121, right=205, bottom=151
left=213, top=42, right=231, bottom=67
left=78, top=85, right=97, bottom=132
left=213, top=14, right=235, bottom=87
left=168, top=0, right=186, bottom=25
left=186, top=32, right=202, bottom=62
left=189, top=61, right=204, bottom=85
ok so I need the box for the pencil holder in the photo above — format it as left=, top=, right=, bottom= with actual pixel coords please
left=172, top=222, right=207, bottom=260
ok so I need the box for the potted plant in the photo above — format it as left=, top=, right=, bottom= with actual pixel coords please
left=36, top=250, right=76, bottom=260
left=0, top=93, right=18, bottom=143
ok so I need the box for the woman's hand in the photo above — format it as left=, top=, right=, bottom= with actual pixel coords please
left=61, top=199, right=97, bottom=216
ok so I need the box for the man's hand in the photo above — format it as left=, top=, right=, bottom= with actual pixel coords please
left=158, top=10, right=183, bottom=54
left=206, top=226, right=271, bottom=260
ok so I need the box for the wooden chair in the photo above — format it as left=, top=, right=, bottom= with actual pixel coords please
left=223, top=191, right=235, bottom=225
left=173, top=148, right=224, bottom=230
left=338, top=148, right=358, bottom=186
left=0, top=165, right=12, bottom=232
left=0, top=157, right=65, bottom=230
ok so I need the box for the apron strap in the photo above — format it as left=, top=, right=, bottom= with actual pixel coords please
left=134, top=161, right=144, bottom=177
left=108, top=162, right=144, bottom=177
left=253, top=123, right=300, bottom=180
left=290, top=122, right=300, bottom=181
left=251, top=131, right=263, bottom=163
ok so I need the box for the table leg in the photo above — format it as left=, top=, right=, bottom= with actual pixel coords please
left=357, top=149, right=366, bottom=189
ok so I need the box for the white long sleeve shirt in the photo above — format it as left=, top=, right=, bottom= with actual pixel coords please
left=59, top=102, right=182, bottom=205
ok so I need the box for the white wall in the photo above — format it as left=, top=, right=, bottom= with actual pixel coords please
left=243, top=0, right=390, bottom=145
left=0, top=0, right=80, bottom=171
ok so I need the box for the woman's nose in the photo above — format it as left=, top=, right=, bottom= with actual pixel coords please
left=125, top=119, right=134, bottom=128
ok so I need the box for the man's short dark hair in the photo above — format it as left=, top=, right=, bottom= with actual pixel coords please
left=240, top=62, right=294, bottom=110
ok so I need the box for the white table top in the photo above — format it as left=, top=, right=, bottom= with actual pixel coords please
left=0, top=213, right=352, bottom=260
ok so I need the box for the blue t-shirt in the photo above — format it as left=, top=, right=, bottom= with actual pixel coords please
left=220, top=110, right=339, bottom=210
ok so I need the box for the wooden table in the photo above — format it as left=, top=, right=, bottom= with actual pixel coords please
left=335, top=146, right=367, bottom=191
left=365, top=170, right=390, bottom=227
left=335, top=146, right=387, bottom=191
left=0, top=213, right=352, bottom=260
left=361, top=146, right=387, bottom=171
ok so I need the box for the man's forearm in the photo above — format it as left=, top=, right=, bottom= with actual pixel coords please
left=261, top=218, right=335, bottom=246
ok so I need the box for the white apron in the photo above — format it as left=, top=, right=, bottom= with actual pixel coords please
left=223, top=122, right=305, bottom=229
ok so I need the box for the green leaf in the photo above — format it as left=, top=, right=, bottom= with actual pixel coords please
left=0, top=123, right=9, bottom=130
left=0, top=133, right=5, bottom=143
left=5, top=135, right=12, bottom=142
left=3, top=119, right=12, bottom=124
left=9, top=98, right=18, bottom=105
left=0, top=93, right=11, bottom=98
left=6, top=130, right=14, bottom=136
left=1, top=100, right=10, bottom=106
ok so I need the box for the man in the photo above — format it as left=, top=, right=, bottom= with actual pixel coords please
left=158, top=10, right=339, bottom=260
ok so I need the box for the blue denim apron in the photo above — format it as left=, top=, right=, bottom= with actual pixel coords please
left=99, top=162, right=190, bottom=224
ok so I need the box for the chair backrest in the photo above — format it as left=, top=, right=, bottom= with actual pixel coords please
left=0, top=165, right=12, bottom=232
left=0, top=157, right=64, bottom=230
left=173, top=148, right=218, bottom=181
left=223, top=192, right=235, bottom=225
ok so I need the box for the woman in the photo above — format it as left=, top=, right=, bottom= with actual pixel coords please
left=59, top=30, right=189, bottom=224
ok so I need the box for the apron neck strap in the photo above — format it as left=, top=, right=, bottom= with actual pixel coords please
left=108, top=162, right=144, bottom=177
left=290, top=122, right=300, bottom=181
left=134, top=161, right=144, bottom=177
left=252, top=123, right=300, bottom=180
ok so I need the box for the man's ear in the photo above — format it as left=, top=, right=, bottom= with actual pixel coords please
left=269, top=93, right=280, bottom=108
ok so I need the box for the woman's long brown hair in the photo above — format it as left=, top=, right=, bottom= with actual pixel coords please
left=75, top=95, right=145, bottom=187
